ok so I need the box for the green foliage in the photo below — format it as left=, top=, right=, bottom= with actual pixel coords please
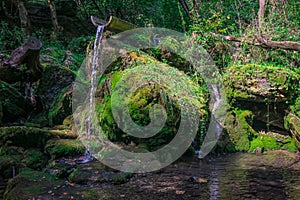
left=67, top=36, right=91, bottom=54
left=249, top=138, right=264, bottom=153
left=249, top=133, right=298, bottom=153
left=0, top=21, right=23, bottom=51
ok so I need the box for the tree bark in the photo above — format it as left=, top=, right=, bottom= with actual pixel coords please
left=48, top=0, right=60, bottom=39
left=258, top=0, right=266, bottom=29
left=178, top=0, right=190, bottom=18
left=2, top=38, right=43, bottom=82
left=14, top=0, right=31, bottom=36
left=210, top=32, right=300, bottom=51
left=192, top=0, right=200, bottom=18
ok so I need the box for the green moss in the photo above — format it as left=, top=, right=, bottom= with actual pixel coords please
left=225, top=109, right=257, bottom=151
left=48, top=86, right=73, bottom=126
left=0, top=126, right=55, bottom=149
left=45, top=139, right=85, bottom=159
left=262, top=136, right=280, bottom=150
left=249, top=133, right=298, bottom=152
left=249, top=138, right=264, bottom=152
left=223, top=64, right=300, bottom=103
left=21, top=149, right=47, bottom=170
left=4, top=168, right=63, bottom=200
left=284, top=104, right=300, bottom=150
left=81, top=189, right=100, bottom=200
left=281, top=139, right=298, bottom=152
left=68, top=168, right=92, bottom=183
left=111, top=172, right=133, bottom=184
left=95, top=61, right=208, bottom=150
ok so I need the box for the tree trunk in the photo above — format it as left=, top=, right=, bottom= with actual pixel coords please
left=258, top=0, right=266, bottom=30
left=210, top=32, right=300, bottom=51
left=178, top=0, right=190, bottom=18
left=2, top=38, right=43, bottom=82
left=48, top=0, right=60, bottom=39
left=14, top=0, right=31, bottom=36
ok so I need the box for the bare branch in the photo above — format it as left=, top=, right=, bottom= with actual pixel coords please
left=210, top=32, right=300, bottom=51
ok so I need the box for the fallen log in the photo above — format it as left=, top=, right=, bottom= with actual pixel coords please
left=210, top=32, right=300, bottom=52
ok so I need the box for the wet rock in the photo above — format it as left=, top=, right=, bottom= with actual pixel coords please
left=36, top=63, right=74, bottom=126
left=223, top=64, right=300, bottom=130
left=45, top=139, right=85, bottom=160
left=0, top=126, right=78, bottom=150
left=47, top=162, right=74, bottom=178
left=285, top=101, right=300, bottom=150
left=21, top=149, right=47, bottom=170
left=68, top=161, right=132, bottom=185
left=3, top=168, right=64, bottom=200
left=0, top=81, right=28, bottom=124
left=48, top=85, right=73, bottom=126
left=223, top=64, right=300, bottom=102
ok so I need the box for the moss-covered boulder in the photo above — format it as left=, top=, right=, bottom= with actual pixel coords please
left=0, top=81, right=28, bottom=124
left=0, top=126, right=77, bottom=149
left=35, top=63, right=75, bottom=126
left=21, top=149, right=48, bottom=170
left=68, top=161, right=132, bottom=185
left=223, top=64, right=300, bottom=131
left=223, top=64, right=300, bottom=102
left=4, top=168, right=64, bottom=200
left=249, top=131, right=298, bottom=152
left=48, top=85, right=73, bottom=126
left=74, top=50, right=208, bottom=151
left=285, top=112, right=300, bottom=150
left=0, top=147, right=47, bottom=179
left=224, top=109, right=257, bottom=151
left=45, top=139, right=85, bottom=159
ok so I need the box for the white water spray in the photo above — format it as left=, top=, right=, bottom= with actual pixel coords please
left=195, top=83, right=224, bottom=158
left=83, top=25, right=105, bottom=162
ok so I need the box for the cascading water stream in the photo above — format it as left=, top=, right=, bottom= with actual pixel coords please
left=81, top=25, right=105, bottom=163
left=195, top=83, right=224, bottom=157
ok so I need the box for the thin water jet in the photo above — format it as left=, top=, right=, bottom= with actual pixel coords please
left=81, top=25, right=105, bottom=163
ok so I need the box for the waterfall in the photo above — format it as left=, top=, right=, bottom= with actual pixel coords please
left=82, top=25, right=105, bottom=163
left=196, top=83, right=224, bottom=158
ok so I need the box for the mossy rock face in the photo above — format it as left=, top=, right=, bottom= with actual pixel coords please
left=21, top=149, right=48, bottom=170
left=95, top=64, right=207, bottom=150
left=48, top=86, right=73, bottom=126
left=68, top=161, right=132, bottom=185
left=0, top=126, right=78, bottom=150
left=72, top=49, right=208, bottom=151
left=0, top=127, right=56, bottom=149
left=0, top=147, right=48, bottom=178
left=224, top=109, right=257, bottom=151
left=249, top=132, right=298, bottom=152
left=0, top=81, right=28, bottom=124
left=45, top=139, right=85, bottom=159
left=36, top=64, right=74, bottom=126
left=285, top=112, right=300, bottom=150
left=223, top=64, right=299, bottom=131
left=223, top=64, right=300, bottom=102
left=4, top=168, right=64, bottom=200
